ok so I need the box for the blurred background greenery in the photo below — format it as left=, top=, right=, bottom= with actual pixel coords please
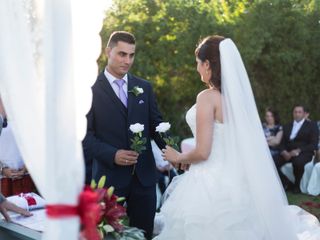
left=98, top=0, right=320, bottom=139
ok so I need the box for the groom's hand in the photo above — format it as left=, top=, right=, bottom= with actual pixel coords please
left=114, top=150, right=139, bottom=166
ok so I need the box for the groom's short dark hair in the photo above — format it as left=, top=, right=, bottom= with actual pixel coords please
left=107, top=31, right=136, bottom=48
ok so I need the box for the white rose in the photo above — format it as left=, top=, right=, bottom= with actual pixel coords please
left=156, top=122, right=171, bottom=133
left=130, top=123, right=144, bottom=133
left=136, top=87, right=144, bottom=94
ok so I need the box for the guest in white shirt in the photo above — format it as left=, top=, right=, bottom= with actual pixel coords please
left=0, top=100, right=35, bottom=196
left=0, top=97, right=32, bottom=220
left=0, top=101, right=27, bottom=180
left=275, top=105, right=319, bottom=193
left=0, top=123, right=27, bottom=179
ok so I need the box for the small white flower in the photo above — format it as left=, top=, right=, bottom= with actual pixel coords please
left=130, top=123, right=144, bottom=133
left=129, top=86, right=144, bottom=96
left=156, top=122, right=171, bottom=133
left=136, top=87, right=144, bottom=94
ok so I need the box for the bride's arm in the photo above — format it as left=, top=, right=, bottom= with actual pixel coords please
left=163, top=90, right=216, bottom=164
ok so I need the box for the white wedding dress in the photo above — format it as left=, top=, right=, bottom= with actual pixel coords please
left=154, top=39, right=320, bottom=240
left=155, top=105, right=320, bottom=240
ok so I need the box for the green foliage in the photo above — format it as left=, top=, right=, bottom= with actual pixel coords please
left=99, top=0, right=320, bottom=139
left=287, top=192, right=320, bottom=219
left=130, top=134, right=147, bottom=154
left=161, top=133, right=180, bottom=150
left=234, top=0, right=320, bottom=122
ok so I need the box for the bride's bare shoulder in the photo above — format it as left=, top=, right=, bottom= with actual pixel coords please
left=196, top=89, right=221, bottom=104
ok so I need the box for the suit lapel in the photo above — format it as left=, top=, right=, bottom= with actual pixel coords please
left=295, top=120, right=308, bottom=139
left=98, top=73, right=127, bottom=117
left=127, top=74, right=137, bottom=119
left=288, top=122, right=294, bottom=140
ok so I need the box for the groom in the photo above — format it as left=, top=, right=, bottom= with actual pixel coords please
left=82, top=31, right=166, bottom=239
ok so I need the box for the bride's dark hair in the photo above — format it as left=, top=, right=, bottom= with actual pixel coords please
left=195, top=35, right=225, bottom=90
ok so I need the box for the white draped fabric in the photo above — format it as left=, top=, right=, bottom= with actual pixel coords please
left=219, top=39, right=297, bottom=239
left=0, top=0, right=109, bottom=239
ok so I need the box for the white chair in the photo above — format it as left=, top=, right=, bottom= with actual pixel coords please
left=281, top=157, right=320, bottom=196
left=306, top=162, right=320, bottom=196
left=280, top=162, right=296, bottom=184
left=300, top=160, right=314, bottom=194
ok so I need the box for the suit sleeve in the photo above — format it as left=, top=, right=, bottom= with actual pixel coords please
left=2, top=118, right=7, bottom=128
left=82, top=95, right=117, bottom=169
left=299, top=122, right=319, bottom=153
left=148, top=84, right=166, bottom=150
left=278, top=125, right=287, bottom=153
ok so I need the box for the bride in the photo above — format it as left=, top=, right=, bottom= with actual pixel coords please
left=155, top=36, right=320, bottom=240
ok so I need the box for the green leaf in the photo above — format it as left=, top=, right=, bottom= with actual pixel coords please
left=103, top=224, right=115, bottom=233
left=134, top=136, right=140, bottom=141
left=117, top=197, right=126, bottom=202
left=107, top=186, right=114, bottom=197
left=90, top=179, right=97, bottom=189
left=97, top=176, right=106, bottom=189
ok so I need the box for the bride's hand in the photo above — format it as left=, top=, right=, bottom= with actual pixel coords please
left=180, top=163, right=190, bottom=171
left=162, top=146, right=181, bottom=164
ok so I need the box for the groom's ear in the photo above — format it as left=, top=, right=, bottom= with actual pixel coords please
left=105, top=47, right=111, bottom=58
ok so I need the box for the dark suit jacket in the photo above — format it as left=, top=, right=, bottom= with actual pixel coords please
left=279, top=120, right=319, bottom=154
left=82, top=72, right=165, bottom=189
left=2, top=118, right=7, bottom=128
left=0, top=116, right=7, bottom=135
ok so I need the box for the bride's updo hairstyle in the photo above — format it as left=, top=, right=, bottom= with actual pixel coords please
left=195, top=35, right=225, bottom=90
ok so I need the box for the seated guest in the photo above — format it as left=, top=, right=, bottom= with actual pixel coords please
left=157, top=165, right=176, bottom=196
left=316, top=121, right=320, bottom=163
left=0, top=104, right=36, bottom=196
left=151, top=141, right=177, bottom=195
left=0, top=193, right=32, bottom=221
left=0, top=98, right=32, bottom=221
left=262, top=107, right=283, bottom=158
left=276, top=104, right=319, bottom=193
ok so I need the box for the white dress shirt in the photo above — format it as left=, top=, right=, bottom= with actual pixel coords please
left=0, top=123, right=24, bottom=172
left=104, top=68, right=128, bottom=98
left=290, top=118, right=305, bottom=140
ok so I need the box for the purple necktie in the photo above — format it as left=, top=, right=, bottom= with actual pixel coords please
left=114, top=79, right=127, bottom=107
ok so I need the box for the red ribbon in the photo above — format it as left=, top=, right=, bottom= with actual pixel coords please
left=46, top=187, right=102, bottom=240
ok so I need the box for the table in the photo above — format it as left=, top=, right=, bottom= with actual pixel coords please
left=0, top=209, right=44, bottom=240
left=0, top=220, right=42, bottom=240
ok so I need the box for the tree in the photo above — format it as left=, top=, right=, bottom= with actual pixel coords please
left=98, top=0, right=320, bottom=138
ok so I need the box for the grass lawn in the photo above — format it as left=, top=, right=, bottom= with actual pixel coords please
left=287, top=192, right=320, bottom=219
